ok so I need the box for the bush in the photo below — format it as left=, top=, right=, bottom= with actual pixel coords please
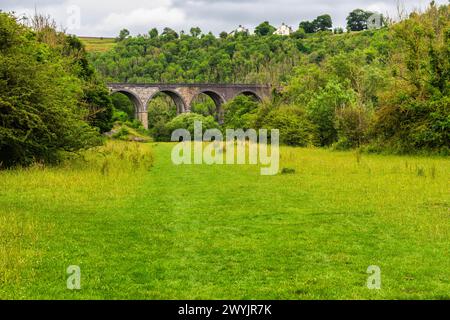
left=0, top=13, right=102, bottom=168
left=111, top=93, right=134, bottom=120
left=151, top=120, right=172, bottom=142
left=112, top=110, right=129, bottom=123
left=334, top=105, right=372, bottom=150
left=125, top=119, right=144, bottom=130
left=165, top=113, right=219, bottom=139
left=147, top=97, right=177, bottom=132
left=83, top=83, right=114, bottom=133
left=112, top=127, right=130, bottom=140
left=262, top=105, right=316, bottom=147
left=307, top=80, right=358, bottom=146
left=223, top=95, right=259, bottom=129
left=373, top=97, right=450, bottom=153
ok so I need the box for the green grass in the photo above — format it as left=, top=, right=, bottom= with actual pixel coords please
left=79, top=37, right=116, bottom=53
left=0, top=141, right=449, bottom=299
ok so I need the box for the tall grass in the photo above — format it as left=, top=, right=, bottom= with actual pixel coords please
left=0, top=141, right=153, bottom=288
left=0, top=142, right=449, bottom=299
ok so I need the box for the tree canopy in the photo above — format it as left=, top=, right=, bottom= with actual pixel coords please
left=346, top=9, right=374, bottom=31
left=255, top=21, right=276, bottom=36
left=0, top=13, right=113, bottom=167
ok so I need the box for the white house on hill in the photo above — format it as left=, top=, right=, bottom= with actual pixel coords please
left=274, top=23, right=293, bottom=36
left=230, top=25, right=249, bottom=36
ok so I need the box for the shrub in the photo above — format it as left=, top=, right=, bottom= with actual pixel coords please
left=112, top=127, right=130, bottom=140
left=0, top=13, right=102, bottom=168
left=223, top=95, right=259, bottom=130
left=165, top=113, right=219, bottom=138
left=307, top=80, right=358, bottom=146
left=334, top=105, right=372, bottom=150
left=112, top=110, right=129, bottom=123
left=151, top=120, right=172, bottom=142
left=373, top=97, right=450, bottom=153
left=262, top=105, right=316, bottom=147
left=83, top=83, right=114, bottom=133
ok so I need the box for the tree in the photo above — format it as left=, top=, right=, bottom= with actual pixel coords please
left=165, top=113, right=218, bottom=138
left=161, top=27, right=179, bottom=40
left=299, top=20, right=316, bottom=33
left=346, top=9, right=373, bottom=31
left=117, top=28, right=130, bottom=41
left=223, top=95, right=260, bottom=129
left=314, top=14, right=333, bottom=31
left=82, top=82, right=114, bottom=133
left=291, top=27, right=306, bottom=39
left=262, top=105, right=316, bottom=146
left=190, top=27, right=202, bottom=38
left=307, top=80, right=358, bottom=146
left=372, top=4, right=450, bottom=153
left=148, top=28, right=159, bottom=39
left=334, top=105, right=371, bottom=149
left=255, top=21, right=276, bottom=36
left=0, top=13, right=102, bottom=167
left=219, top=31, right=228, bottom=39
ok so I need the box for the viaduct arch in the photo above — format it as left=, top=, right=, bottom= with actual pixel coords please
left=108, top=83, right=271, bottom=129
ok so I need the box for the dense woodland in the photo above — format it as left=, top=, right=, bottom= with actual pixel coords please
left=0, top=3, right=449, bottom=168
left=93, top=3, right=449, bottom=154
left=0, top=13, right=114, bottom=167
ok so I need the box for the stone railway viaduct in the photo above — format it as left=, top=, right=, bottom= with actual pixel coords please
left=108, top=83, right=272, bottom=129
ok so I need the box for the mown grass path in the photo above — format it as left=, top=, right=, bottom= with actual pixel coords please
left=0, top=142, right=449, bottom=299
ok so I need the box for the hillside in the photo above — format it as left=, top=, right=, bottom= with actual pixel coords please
left=80, top=36, right=116, bottom=53
left=86, top=27, right=390, bottom=85
left=86, top=3, right=449, bottom=155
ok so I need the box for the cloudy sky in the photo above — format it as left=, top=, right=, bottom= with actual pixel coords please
left=2, top=0, right=447, bottom=37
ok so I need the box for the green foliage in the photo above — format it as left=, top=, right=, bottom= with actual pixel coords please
left=291, top=28, right=306, bottom=39
left=89, top=25, right=303, bottom=84
left=161, top=27, right=179, bottom=41
left=372, top=4, right=450, bottom=153
left=112, top=93, right=134, bottom=120
left=299, top=14, right=333, bottom=34
left=112, top=127, right=130, bottom=140
left=0, top=13, right=105, bottom=168
left=148, top=28, right=159, bottom=39
left=299, top=21, right=316, bottom=34
left=165, top=113, right=219, bottom=138
left=117, top=29, right=130, bottom=42
left=190, top=27, right=202, bottom=38
left=223, top=95, right=259, bottom=129
left=306, top=81, right=358, bottom=146
left=346, top=9, right=373, bottom=31
left=191, top=96, right=217, bottom=117
left=147, top=95, right=177, bottom=141
left=112, top=110, right=129, bottom=123
left=85, top=3, right=449, bottom=154
left=255, top=21, right=276, bottom=36
left=262, top=105, right=316, bottom=146
left=82, top=82, right=114, bottom=133
left=334, top=105, right=372, bottom=150
left=315, top=15, right=333, bottom=32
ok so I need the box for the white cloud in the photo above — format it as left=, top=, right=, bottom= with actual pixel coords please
left=93, top=7, right=185, bottom=34
left=2, top=0, right=448, bottom=37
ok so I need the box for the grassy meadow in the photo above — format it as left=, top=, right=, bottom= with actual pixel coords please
left=79, top=37, right=116, bottom=53
left=0, top=141, right=449, bottom=299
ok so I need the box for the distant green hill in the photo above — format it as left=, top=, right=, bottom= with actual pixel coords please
left=84, top=3, right=449, bottom=154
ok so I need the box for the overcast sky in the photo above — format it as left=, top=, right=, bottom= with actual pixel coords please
left=2, top=0, right=447, bottom=37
